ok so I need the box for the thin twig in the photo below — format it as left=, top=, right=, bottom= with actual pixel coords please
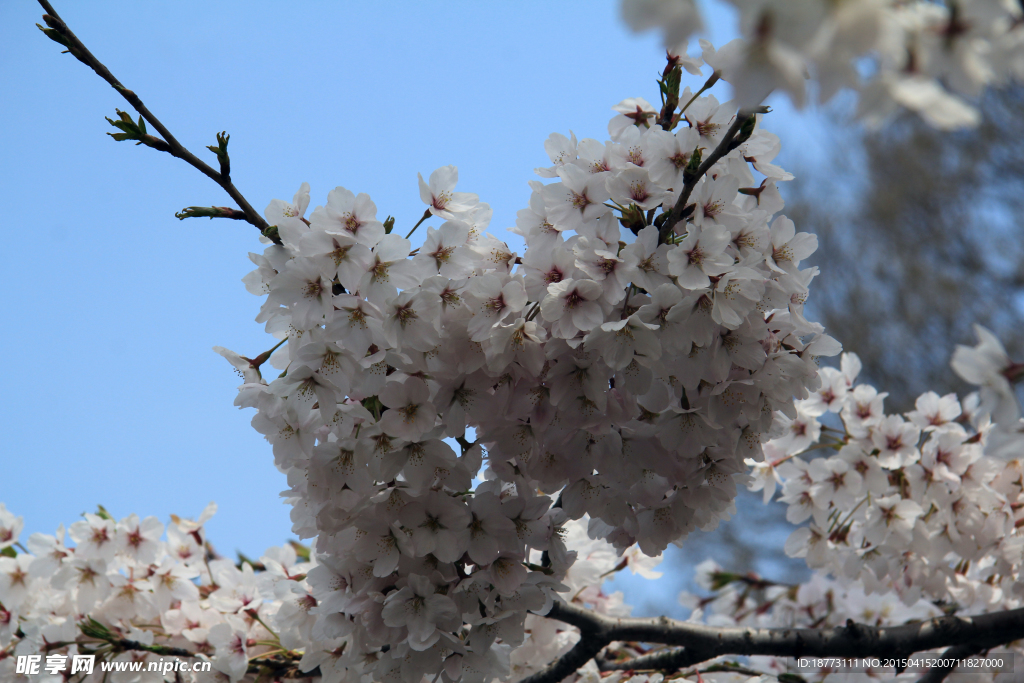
left=525, top=301, right=541, bottom=322
left=679, top=71, right=721, bottom=116
left=658, top=109, right=754, bottom=243
left=35, top=1, right=271, bottom=239
left=405, top=208, right=433, bottom=240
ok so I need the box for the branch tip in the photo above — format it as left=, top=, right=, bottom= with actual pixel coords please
left=207, top=131, right=231, bottom=181
left=36, top=0, right=269, bottom=237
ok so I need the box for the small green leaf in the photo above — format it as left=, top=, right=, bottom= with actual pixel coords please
left=206, top=131, right=231, bottom=179
left=709, top=570, right=740, bottom=590
left=105, top=109, right=147, bottom=144
left=78, top=616, right=114, bottom=641
left=683, top=145, right=703, bottom=184
left=36, top=24, right=70, bottom=50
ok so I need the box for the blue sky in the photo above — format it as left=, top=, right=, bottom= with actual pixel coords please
left=1, top=0, right=823, bottom=608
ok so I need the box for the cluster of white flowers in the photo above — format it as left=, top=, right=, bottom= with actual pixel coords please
left=751, top=349, right=1024, bottom=610
left=201, top=31, right=844, bottom=682
left=690, top=347, right=1022, bottom=681
left=0, top=503, right=659, bottom=682
left=624, top=0, right=1024, bottom=129
left=0, top=502, right=313, bottom=681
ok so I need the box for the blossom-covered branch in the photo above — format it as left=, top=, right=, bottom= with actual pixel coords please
left=19, top=2, right=1024, bottom=683
left=34, top=1, right=270, bottom=237
left=205, top=42, right=830, bottom=681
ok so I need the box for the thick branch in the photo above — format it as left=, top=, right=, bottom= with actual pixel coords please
left=658, top=110, right=753, bottom=243
left=521, top=638, right=607, bottom=683
left=600, top=646, right=690, bottom=672
left=36, top=1, right=270, bottom=238
left=531, top=600, right=1024, bottom=683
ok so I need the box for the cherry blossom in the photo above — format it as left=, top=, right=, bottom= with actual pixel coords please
left=419, top=165, right=479, bottom=220
left=18, top=5, right=1024, bottom=681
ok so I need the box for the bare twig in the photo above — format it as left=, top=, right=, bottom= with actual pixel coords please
left=678, top=71, right=721, bottom=117
left=35, top=1, right=271, bottom=239
left=405, top=208, right=433, bottom=240
left=175, top=206, right=248, bottom=221
left=526, top=600, right=1024, bottom=683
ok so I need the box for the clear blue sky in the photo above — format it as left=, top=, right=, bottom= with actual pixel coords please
left=0, top=1, right=822, bottom=603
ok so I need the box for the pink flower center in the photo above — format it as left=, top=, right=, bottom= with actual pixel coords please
left=570, top=191, right=590, bottom=210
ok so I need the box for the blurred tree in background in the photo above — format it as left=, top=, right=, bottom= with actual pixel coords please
left=792, top=87, right=1024, bottom=412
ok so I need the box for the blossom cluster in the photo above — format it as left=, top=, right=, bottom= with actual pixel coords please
left=715, top=348, right=1024, bottom=680
left=749, top=349, right=1024, bottom=609
left=0, top=503, right=315, bottom=681
left=209, top=36, right=843, bottom=682
left=17, top=1, right=1024, bottom=681
left=624, top=0, right=1024, bottom=130
left=0, top=503, right=657, bottom=682
left=574, top=344, right=1024, bottom=683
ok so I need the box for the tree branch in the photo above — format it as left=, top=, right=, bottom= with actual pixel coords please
left=599, top=645, right=690, bottom=672
left=658, top=109, right=757, bottom=243
left=175, top=206, right=248, bottom=221
left=528, top=600, right=1024, bottom=683
left=35, top=1, right=272, bottom=239
left=115, top=638, right=195, bottom=659
left=521, top=637, right=607, bottom=683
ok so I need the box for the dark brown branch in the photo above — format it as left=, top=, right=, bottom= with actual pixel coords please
left=35, top=1, right=271, bottom=239
left=658, top=109, right=755, bottom=243
left=599, top=645, right=690, bottom=672
left=696, top=662, right=775, bottom=678
left=530, top=600, right=1024, bottom=683
left=521, top=638, right=607, bottom=683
